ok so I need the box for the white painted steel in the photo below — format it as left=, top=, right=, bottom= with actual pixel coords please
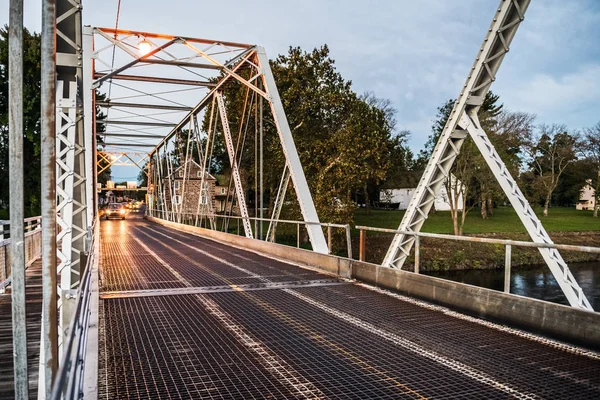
left=266, top=166, right=290, bottom=242
left=383, top=0, right=531, bottom=270
left=256, top=47, right=328, bottom=254
left=215, top=92, right=254, bottom=238
left=382, top=0, right=590, bottom=310
left=461, top=112, right=591, bottom=309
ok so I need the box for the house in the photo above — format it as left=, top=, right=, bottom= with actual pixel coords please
left=576, top=179, right=596, bottom=211
left=380, top=175, right=464, bottom=211
left=162, top=160, right=238, bottom=215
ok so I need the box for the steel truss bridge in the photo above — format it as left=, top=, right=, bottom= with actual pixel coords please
left=3, top=0, right=600, bottom=398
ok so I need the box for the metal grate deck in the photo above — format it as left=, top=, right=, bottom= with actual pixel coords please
left=98, top=220, right=600, bottom=399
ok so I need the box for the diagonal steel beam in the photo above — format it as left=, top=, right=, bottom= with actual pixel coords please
left=92, top=38, right=179, bottom=89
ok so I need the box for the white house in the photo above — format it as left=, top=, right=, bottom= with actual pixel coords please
left=380, top=175, right=464, bottom=211
left=576, top=179, right=596, bottom=211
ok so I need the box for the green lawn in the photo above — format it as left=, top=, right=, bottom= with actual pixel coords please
left=354, top=207, right=600, bottom=234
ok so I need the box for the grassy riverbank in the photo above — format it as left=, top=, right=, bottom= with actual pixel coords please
left=353, top=207, right=600, bottom=270
left=354, top=207, right=600, bottom=234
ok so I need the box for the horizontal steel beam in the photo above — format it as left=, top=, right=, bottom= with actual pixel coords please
left=142, top=59, right=222, bottom=70
left=94, top=73, right=215, bottom=87
left=103, top=120, right=176, bottom=127
left=101, top=133, right=164, bottom=139
left=94, top=27, right=253, bottom=49
left=96, top=101, right=192, bottom=111
left=98, top=187, right=148, bottom=191
left=102, top=143, right=156, bottom=147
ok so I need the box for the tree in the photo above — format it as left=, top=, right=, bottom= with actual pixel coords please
left=478, top=110, right=535, bottom=218
left=0, top=26, right=110, bottom=214
left=424, top=92, right=503, bottom=234
left=0, top=26, right=42, bottom=215
left=523, top=124, right=579, bottom=217
left=581, top=122, right=600, bottom=217
left=208, top=45, right=397, bottom=232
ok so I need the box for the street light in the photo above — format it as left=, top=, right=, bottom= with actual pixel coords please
left=137, top=39, right=152, bottom=56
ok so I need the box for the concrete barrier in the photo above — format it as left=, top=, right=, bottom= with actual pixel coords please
left=148, top=217, right=600, bottom=349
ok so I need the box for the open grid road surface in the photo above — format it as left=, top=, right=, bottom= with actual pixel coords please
left=98, top=219, right=600, bottom=399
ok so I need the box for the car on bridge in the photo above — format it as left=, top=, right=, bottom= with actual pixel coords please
left=103, top=202, right=127, bottom=220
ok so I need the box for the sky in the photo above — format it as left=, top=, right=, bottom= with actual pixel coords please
left=2, top=0, right=600, bottom=180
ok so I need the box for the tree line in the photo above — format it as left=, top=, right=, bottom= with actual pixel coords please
left=1, top=27, right=598, bottom=234
left=420, top=93, right=600, bottom=235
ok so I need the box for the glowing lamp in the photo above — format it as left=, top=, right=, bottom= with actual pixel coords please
left=137, top=39, right=152, bottom=56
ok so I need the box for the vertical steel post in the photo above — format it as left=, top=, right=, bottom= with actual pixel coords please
left=256, top=47, right=328, bottom=253
left=504, top=244, right=512, bottom=293
left=297, top=224, right=300, bottom=248
left=327, top=225, right=332, bottom=254
left=259, top=93, right=263, bottom=241
left=359, top=229, right=366, bottom=262
left=9, top=0, right=28, bottom=398
left=345, top=224, right=352, bottom=260
left=40, top=0, right=59, bottom=397
left=414, top=235, right=420, bottom=274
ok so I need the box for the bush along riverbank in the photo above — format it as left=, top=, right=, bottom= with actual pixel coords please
left=352, top=231, right=600, bottom=271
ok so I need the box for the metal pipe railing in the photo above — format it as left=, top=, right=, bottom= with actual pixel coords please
left=0, top=216, right=42, bottom=291
left=355, top=225, right=600, bottom=294
left=149, top=209, right=353, bottom=259
left=51, top=218, right=98, bottom=400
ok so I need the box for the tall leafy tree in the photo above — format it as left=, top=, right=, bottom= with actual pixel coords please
left=0, top=26, right=42, bottom=215
left=207, top=45, right=398, bottom=232
left=423, top=92, right=504, bottom=234
left=523, top=124, right=579, bottom=217
left=1, top=26, right=109, bottom=214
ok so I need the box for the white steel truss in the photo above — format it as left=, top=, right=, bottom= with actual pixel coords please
left=215, top=91, right=253, bottom=238
left=88, top=27, right=328, bottom=253
left=266, top=166, right=291, bottom=243
left=382, top=0, right=592, bottom=310
left=55, top=0, right=90, bottom=348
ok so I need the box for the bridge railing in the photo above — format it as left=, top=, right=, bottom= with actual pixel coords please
left=149, top=209, right=353, bottom=259
left=51, top=217, right=98, bottom=400
left=0, top=216, right=42, bottom=291
left=356, top=225, right=600, bottom=294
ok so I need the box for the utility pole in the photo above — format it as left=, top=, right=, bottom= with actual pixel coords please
left=40, top=0, right=59, bottom=397
left=9, top=0, right=29, bottom=398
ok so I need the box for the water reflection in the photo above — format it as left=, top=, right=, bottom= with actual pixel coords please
left=423, top=261, right=600, bottom=310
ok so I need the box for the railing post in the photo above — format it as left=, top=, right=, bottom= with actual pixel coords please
left=345, top=224, right=352, bottom=260
left=297, top=224, right=300, bottom=248
left=359, top=229, right=366, bottom=262
left=327, top=225, right=332, bottom=254
left=414, top=235, right=420, bottom=274
left=504, top=244, right=511, bottom=293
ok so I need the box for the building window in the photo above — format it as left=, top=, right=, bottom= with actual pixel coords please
left=220, top=187, right=226, bottom=195
left=178, top=171, right=183, bottom=178
left=174, top=181, right=181, bottom=190
left=197, top=171, right=202, bottom=178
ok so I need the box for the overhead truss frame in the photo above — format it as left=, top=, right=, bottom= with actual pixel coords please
left=88, top=26, right=329, bottom=253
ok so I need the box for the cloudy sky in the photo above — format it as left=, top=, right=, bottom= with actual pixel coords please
left=3, top=0, right=600, bottom=155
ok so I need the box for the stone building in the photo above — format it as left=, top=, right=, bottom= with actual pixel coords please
left=162, top=160, right=238, bottom=215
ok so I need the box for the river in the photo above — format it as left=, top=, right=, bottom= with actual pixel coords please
left=423, top=261, right=600, bottom=311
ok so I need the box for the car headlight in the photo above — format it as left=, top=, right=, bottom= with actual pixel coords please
left=120, top=209, right=125, bottom=214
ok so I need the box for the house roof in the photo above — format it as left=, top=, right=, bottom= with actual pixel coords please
left=165, top=159, right=215, bottom=180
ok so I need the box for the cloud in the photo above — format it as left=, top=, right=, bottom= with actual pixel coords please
left=503, top=64, right=600, bottom=123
